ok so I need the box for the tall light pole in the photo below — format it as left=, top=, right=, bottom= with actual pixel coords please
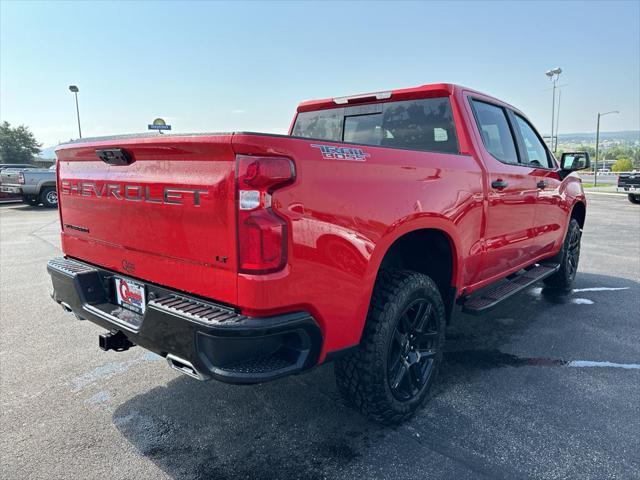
left=545, top=67, right=562, bottom=152
left=555, top=89, right=561, bottom=153
left=594, top=110, right=619, bottom=186
left=68, top=85, right=82, bottom=138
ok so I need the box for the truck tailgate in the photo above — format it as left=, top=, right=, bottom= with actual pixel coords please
left=55, top=134, right=238, bottom=304
left=1, top=169, right=21, bottom=185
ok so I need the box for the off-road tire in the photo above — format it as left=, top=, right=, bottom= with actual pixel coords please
left=40, top=187, right=58, bottom=208
left=543, top=219, right=581, bottom=290
left=628, top=194, right=640, bottom=204
left=334, top=269, right=445, bottom=424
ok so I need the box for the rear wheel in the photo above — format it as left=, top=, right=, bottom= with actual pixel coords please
left=334, top=270, right=445, bottom=424
left=40, top=187, right=58, bottom=208
left=544, top=219, right=581, bottom=290
left=628, top=194, right=640, bottom=204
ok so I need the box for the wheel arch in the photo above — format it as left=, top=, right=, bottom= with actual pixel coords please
left=367, top=223, right=460, bottom=324
left=38, top=181, right=57, bottom=191
left=571, top=200, right=586, bottom=229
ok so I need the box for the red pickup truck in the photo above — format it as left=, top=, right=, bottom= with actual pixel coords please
left=48, top=83, right=589, bottom=423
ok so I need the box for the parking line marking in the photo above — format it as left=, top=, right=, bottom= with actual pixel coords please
left=584, top=191, right=628, bottom=197
left=72, top=352, right=162, bottom=392
left=567, top=360, right=640, bottom=370
left=572, top=287, right=630, bottom=293
left=571, top=298, right=594, bottom=305
left=445, top=350, right=640, bottom=371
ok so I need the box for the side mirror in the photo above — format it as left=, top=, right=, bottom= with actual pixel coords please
left=560, top=152, right=590, bottom=171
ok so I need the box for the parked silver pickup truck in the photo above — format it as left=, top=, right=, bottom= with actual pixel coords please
left=0, top=164, right=39, bottom=200
left=0, top=165, right=57, bottom=207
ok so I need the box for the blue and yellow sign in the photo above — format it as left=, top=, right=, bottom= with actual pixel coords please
left=148, top=118, right=171, bottom=131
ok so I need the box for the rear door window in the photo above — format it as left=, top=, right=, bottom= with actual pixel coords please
left=471, top=100, right=519, bottom=164
left=379, top=97, right=458, bottom=153
left=292, top=97, right=459, bottom=154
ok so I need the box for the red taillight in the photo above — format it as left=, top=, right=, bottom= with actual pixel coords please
left=236, top=155, right=295, bottom=274
left=18, top=172, right=25, bottom=184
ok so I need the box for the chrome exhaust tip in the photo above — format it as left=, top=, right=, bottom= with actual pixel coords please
left=166, top=354, right=208, bottom=381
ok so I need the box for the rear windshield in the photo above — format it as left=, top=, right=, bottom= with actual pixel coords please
left=292, top=97, right=458, bottom=154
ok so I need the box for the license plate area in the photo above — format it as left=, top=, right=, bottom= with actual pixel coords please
left=114, top=276, right=146, bottom=314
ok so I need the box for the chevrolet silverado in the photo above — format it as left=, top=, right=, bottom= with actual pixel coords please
left=47, top=83, right=590, bottom=423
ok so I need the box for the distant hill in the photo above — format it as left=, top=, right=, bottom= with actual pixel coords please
left=557, top=131, right=639, bottom=143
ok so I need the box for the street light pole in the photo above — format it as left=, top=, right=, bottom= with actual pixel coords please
left=593, top=110, right=619, bottom=187
left=594, top=113, right=600, bottom=186
left=68, top=85, right=82, bottom=138
left=545, top=67, right=562, bottom=151
left=554, top=89, right=561, bottom=153
left=551, top=80, right=556, bottom=151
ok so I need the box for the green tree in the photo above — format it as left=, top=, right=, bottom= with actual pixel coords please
left=0, top=121, right=41, bottom=164
left=612, top=158, right=633, bottom=172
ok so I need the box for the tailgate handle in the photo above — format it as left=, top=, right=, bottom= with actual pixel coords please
left=96, top=148, right=132, bottom=166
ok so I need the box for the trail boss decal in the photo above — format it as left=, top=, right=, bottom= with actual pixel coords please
left=60, top=180, right=208, bottom=206
left=311, top=144, right=370, bottom=162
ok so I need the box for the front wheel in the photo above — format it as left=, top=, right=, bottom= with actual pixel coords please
left=628, top=194, right=640, bottom=204
left=544, top=219, right=582, bottom=290
left=22, top=195, right=39, bottom=207
left=334, top=270, right=445, bottom=424
left=40, top=187, right=58, bottom=208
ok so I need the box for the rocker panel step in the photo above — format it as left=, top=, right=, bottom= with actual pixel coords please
left=462, top=264, right=560, bottom=315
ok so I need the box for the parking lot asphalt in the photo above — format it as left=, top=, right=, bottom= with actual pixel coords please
left=1, top=193, right=639, bottom=480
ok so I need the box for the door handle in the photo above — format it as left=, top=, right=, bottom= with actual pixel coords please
left=491, top=179, right=508, bottom=190
left=537, top=180, right=547, bottom=189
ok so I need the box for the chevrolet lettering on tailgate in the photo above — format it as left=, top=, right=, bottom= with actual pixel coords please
left=60, top=180, right=209, bottom=206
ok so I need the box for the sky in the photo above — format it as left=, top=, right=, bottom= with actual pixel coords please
left=1, top=0, right=639, bottom=149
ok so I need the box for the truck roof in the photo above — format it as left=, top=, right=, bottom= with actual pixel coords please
left=296, top=82, right=516, bottom=113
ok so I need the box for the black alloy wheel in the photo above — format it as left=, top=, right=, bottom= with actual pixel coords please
left=544, top=218, right=581, bottom=290
left=388, top=298, right=439, bottom=401
left=565, top=223, right=581, bottom=282
left=334, top=270, right=446, bottom=424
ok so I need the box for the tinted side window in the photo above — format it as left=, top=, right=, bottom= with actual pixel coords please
left=292, top=109, right=343, bottom=142
left=471, top=100, right=518, bottom=164
left=292, top=97, right=459, bottom=154
left=513, top=115, right=552, bottom=168
left=380, top=97, right=458, bottom=153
